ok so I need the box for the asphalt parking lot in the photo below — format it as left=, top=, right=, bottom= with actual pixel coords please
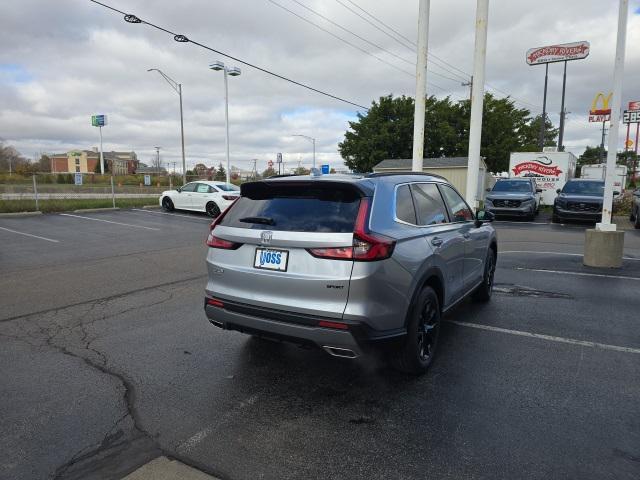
left=1, top=209, right=639, bottom=480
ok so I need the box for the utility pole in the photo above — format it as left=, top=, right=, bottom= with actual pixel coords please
left=154, top=146, right=161, bottom=174
left=600, top=122, right=607, bottom=164
left=462, top=76, right=473, bottom=103
left=412, top=0, right=430, bottom=172
left=465, top=0, right=489, bottom=209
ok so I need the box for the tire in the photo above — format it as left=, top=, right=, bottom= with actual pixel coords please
left=629, top=208, right=635, bottom=222
left=635, top=207, right=640, bottom=230
left=552, top=210, right=560, bottom=223
left=161, top=197, right=174, bottom=212
left=391, top=286, right=441, bottom=375
left=206, top=201, right=221, bottom=218
left=473, top=248, right=496, bottom=302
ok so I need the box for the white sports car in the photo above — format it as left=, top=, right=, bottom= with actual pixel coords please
left=159, top=181, right=240, bottom=217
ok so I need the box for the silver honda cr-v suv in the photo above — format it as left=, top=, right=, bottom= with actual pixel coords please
left=204, top=173, right=497, bottom=374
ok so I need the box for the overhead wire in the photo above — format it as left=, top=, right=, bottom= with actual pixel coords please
left=87, top=0, right=370, bottom=110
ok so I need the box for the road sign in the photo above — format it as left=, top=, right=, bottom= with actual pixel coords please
left=144, top=175, right=151, bottom=186
left=74, top=173, right=83, bottom=186
left=321, top=164, right=330, bottom=174
left=589, top=92, right=612, bottom=122
left=91, top=114, right=107, bottom=127
left=276, top=153, right=282, bottom=163
left=629, top=101, right=640, bottom=111
left=268, top=160, right=274, bottom=168
left=623, top=110, right=640, bottom=124
left=526, top=41, right=590, bottom=65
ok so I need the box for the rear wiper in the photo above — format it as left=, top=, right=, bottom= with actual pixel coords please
left=239, top=216, right=275, bottom=225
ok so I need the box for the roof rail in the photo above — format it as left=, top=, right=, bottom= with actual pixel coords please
left=365, top=171, right=447, bottom=181
left=266, top=174, right=300, bottom=178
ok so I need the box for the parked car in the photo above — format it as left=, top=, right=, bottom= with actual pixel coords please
left=552, top=179, right=615, bottom=223
left=203, top=173, right=497, bottom=374
left=484, top=178, right=542, bottom=220
left=630, top=188, right=640, bottom=229
left=160, top=181, right=239, bottom=217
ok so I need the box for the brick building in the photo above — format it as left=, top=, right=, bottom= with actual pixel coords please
left=50, top=149, right=138, bottom=174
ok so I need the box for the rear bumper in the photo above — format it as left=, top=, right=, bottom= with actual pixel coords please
left=204, top=297, right=406, bottom=357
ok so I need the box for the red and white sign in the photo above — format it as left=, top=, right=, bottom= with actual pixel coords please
left=268, top=160, right=274, bottom=168
left=512, top=162, right=563, bottom=177
left=526, top=41, right=590, bottom=65
left=629, top=101, right=640, bottom=111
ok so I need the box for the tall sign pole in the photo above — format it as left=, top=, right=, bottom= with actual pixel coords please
left=91, top=115, right=107, bottom=175
left=558, top=61, right=568, bottom=150
left=465, top=0, right=489, bottom=208
left=598, top=0, right=628, bottom=230
left=411, top=0, right=430, bottom=172
left=539, top=63, right=549, bottom=150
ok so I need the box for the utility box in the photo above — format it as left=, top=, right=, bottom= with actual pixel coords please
left=580, top=164, right=628, bottom=192
left=509, top=152, right=577, bottom=205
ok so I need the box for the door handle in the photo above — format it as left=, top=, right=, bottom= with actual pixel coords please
left=431, top=237, right=443, bottom=247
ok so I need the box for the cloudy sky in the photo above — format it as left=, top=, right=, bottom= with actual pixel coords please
left=1, top=0, right=639, bottom=173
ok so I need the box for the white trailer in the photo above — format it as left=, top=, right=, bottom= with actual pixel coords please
left=580, top=164, right=627, bottom=191
left=509, top=152, right=577, bottom=205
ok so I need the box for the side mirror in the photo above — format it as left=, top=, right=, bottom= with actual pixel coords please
left=475, top=210, right=494, bottom=227
left=536, top=188, right=543, bottom=193
left=485, top=187, right=491, bottom=192
left=556, top=189, right=561, bottom=194
left=177, top=187, right=182, bottom=193
left=613, top=191, right=620, bottom=197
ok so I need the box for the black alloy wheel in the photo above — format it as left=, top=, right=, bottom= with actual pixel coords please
left=206, top=202, right=221, bottom=218
left=473, top=249, right=495, bottom=302
left=162, top=197, right=174, bottom=211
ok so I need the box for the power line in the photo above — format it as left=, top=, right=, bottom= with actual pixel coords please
left=266, top=0, right=415, bottom=78
left=87, top=0, right=370, bottom=110
left=339, top=0, right=542, bottom=113
left=266, top=0, right=458, bottom=96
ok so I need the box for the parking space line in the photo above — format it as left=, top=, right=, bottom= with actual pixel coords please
left=515, top=267, right=640, bottom=281
left=501, top=250, right=640, bottom=261
left=58, top=213, right=160, bottom=231
left=131, top=208, right=212, bottom=221
left=0, top=226, right=60, bottom=243
left=494, top=221, right=551, bottom=225
left=448, top=320, right=640, bottom=355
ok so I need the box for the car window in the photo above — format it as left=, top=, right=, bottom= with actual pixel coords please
left=196, top=183, right=210, bottom=193
left=562, top=181, right=605, bottom=196
left=411, top=183, right=448, bottom=225
left=492, top=180, right=532, bottom=192
left=221, top=186, right=361, bottom=232
left=181, top=183, right=197, bottom=192
left=208, top=186, right=218, bottom=193
left=438, top=185, right=474, bottom=222
left=216, top=184, right=240, bottom=192
left=396, top=185, right=417, bottom=224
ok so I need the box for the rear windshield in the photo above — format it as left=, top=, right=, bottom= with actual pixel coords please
left=220, top=186, right=361, bottom=232
left=492, top=180, right=532, bottom=192
left=562, top=181, right=604, bottom=196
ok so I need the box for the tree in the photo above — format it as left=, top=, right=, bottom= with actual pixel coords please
left=262, top=166, right=277, bottom=178
left=0, top=141, right=29, bottom=173
left=194, top=163, right=208, bottom=177
left=214, top=162, right=226, bottom=181
left=293, top=166, right=310, bottom=175
left=338, top=94, right=558, bottom=174
left=578, top=146, right=606, bottom=165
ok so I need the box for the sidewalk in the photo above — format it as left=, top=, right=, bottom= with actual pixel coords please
left=123, top=457, right=220, bottom=480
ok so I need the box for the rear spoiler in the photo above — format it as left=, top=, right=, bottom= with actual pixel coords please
left=240, top=180, right=373, bottom=200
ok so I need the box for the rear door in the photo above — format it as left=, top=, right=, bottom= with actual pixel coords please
left=438, top=184, right=485, bottom=291
left=409, top=183, right=466, bottom=305
left=191, top=183, right=213, bottom=211
left=207, top=181, right=361, bottom=318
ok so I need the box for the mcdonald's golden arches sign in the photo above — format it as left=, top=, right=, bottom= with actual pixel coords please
left=588, top=92, right=612, bottom=123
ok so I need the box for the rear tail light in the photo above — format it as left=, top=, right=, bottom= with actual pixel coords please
left=318, top=320, right=349, bottom=330
left=206, top=198, right=242, bottom=249
left=307, top=197, right=395, bottom=261
left=206, top=298, right=224, bottom=308
left=222, top=195, right=237, bottom=201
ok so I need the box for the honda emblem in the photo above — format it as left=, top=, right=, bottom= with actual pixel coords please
left=261, top=231, right=272, bottom=245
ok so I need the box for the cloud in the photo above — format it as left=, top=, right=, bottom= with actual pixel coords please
left=0, top=0, right=639, bottom=171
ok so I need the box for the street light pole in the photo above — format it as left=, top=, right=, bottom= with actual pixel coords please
left=210, top=61, right=241, bottom=185
left=412, top=0, right=430, bottom=172
left=291, top=134, right=316, bottom=170
left=148, top=69, right=187, bottom=185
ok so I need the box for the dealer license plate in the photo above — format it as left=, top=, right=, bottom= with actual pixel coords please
left=254, top=248, right=289, bottom=272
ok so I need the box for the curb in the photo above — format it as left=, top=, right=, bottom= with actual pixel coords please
left=72, top=207, right=120, bottom=213
left=0, top=211, right=43, bottom=218
left=142, top=205, right=161, bottom=209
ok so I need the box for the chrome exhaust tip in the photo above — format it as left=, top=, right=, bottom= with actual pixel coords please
left=322, top=346, right=358, bottom=359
